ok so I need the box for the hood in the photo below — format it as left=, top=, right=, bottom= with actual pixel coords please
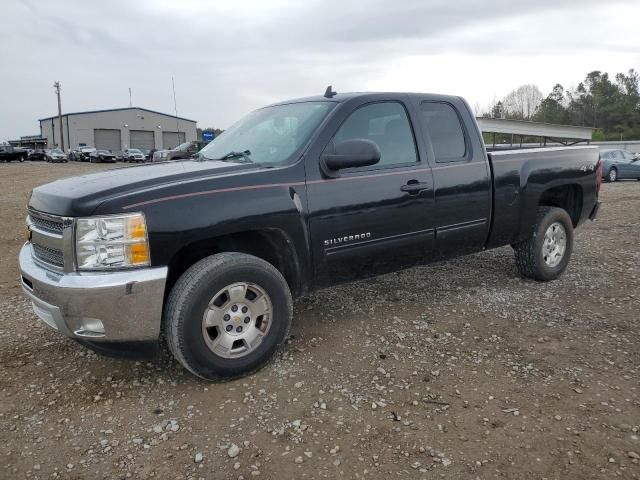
left=29, top=159, right=252, bottom=216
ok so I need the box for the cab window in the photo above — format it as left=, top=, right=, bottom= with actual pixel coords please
left=333, top=102, right=418, bottom=167
left=420, top=102, right=467, bottom=162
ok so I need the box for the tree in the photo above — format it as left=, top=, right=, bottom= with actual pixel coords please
left=480, top=69, right=640, bottom=140
left=501, top=85, right=543, bottom=120
left=534, top=84, right=569, bottom=124
left=490, top=101, right=504, bottom=119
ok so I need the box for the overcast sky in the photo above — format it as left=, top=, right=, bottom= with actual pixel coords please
left=1, top=0, right=639, bottom=140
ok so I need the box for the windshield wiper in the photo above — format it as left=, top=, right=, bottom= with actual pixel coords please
left=215, top=150, right=253, bottom=163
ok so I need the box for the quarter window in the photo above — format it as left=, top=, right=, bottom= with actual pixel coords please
left=420, top=102, right=467, bottom=162
left=334, top=102, right=417, bottom=167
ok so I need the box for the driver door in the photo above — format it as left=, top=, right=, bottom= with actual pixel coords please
left=307, top=99, right=435, bottom=288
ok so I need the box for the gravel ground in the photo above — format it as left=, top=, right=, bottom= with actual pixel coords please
left=1, top=162, right=639, bottom=480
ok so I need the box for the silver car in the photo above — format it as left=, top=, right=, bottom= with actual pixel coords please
left=600, top=149, right=640, bottom=182
left=124, top=148, right=147, bottom=163
left=45, top=148, right=68, bottom=163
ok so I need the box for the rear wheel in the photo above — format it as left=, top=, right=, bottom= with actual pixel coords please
left=513, top=207, right=574, bottom=281
left=607, top=168, right=617, bottom=182
left=164, top=252, right=292, bottom=381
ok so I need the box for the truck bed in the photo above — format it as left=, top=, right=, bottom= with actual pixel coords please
left=486, top=145, right=600, bottom=249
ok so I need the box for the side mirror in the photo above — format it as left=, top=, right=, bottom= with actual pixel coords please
left=321, top=139, right=381, bottom=175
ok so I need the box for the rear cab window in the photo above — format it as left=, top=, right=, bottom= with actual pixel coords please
left=419, top=102, right=469, bottom=163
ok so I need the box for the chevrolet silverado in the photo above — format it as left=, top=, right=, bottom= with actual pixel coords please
left=19, top=89, right=601, bottom=381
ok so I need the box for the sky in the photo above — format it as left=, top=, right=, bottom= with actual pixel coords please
left=1, top=0, right=639, bottom=140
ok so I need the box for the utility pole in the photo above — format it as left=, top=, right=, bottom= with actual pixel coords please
left=171, top=76, right=179, bottom=134
left=53, top=81, right=65, bottom=151
left=129, top=87, right=132, bottom=107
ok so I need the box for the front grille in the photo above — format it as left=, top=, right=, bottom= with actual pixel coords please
left=28, top=211, right=64, bottom=235
left=33, top=243, right=64, bottom=268
left=28, top=210, right=67, bottom=269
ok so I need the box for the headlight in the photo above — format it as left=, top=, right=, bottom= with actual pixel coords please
left=75, top=213, right=150, bottom=270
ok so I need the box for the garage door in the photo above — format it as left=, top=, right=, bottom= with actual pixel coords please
left=162, top=131, right=186, bottom=149
left=130, top=130, right=155, bottom=150
left=94, top=129, right=121, bottom=151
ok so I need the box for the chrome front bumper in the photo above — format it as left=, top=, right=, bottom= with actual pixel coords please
left=19, top=243, right=167, bottom=342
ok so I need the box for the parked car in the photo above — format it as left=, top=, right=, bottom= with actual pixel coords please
left=20, top=90, right=601, bottom=381
left=124, top=148, right=146, bottom=162
left=600, top=149, right=640, bottom=181
left=89, top=150, right=117, bottom=163
left=0, top=145, right=27, bottom=162
left=45, top=148, right=68, bottom=163
left=113, top=151, right=126, bottom=162
left=153, top=142, right=197, bottom=161
left=139, top=149, right=152, bottom=160
left=28, top=149, right=47, bottom=161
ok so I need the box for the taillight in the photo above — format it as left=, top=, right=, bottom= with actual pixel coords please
left=596, top=157, right=603, bottom=194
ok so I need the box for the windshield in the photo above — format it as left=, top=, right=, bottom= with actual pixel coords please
left=130, top=149, right=143, bottom=154
left=199, top=101, right=335, bottom=165
left=52, top=149, right=63, bottom=154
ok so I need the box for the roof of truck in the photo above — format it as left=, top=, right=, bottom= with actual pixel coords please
left=266, top=91, right=459, bottom=107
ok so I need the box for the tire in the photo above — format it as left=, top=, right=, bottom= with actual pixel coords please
left=164, top=252, right=293, bottom=381
left=513, top=207, right=574, bottom=282
left=19, top=155, right=25, bottom=163
left=607, top=168, right=617, bottom=182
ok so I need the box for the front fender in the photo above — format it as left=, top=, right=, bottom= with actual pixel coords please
left=93, top=163, right=311, bottom=291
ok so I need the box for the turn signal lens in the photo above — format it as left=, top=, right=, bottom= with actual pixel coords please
left=127, top=242, right=150, bottom=265
left=128, top=215, right=147, bottom=240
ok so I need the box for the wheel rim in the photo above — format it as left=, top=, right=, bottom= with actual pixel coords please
left=542, top=221, right=567, bottom=267
left=609, top=169, right=616, bottom=181
left=201, top=282, right=273, bottom=359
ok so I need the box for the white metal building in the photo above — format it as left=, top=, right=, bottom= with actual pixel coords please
left=39, top=107, right=197, bottom=152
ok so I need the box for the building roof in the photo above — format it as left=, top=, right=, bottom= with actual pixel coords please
left=475, top=117, right=593, bottom=140
left=38, top=107, right=196, bottom=123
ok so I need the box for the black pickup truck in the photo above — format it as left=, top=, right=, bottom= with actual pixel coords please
left=20, top=90, right=601, bottom=381
left=0, top=145, right=28, bottom=162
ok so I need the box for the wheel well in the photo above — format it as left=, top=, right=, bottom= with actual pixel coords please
left=538, top=184, right=582, bottom=226
left=165, top=230, right=301, bottom=299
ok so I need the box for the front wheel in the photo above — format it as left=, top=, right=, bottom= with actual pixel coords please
left=607, top=168, right=617, bottom=182
left=513, top=207, right=574, bottom=282
left=164, top=252, right=293, bottom=381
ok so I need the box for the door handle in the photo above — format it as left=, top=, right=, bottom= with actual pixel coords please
left=401, top=180, right=429, bottom=194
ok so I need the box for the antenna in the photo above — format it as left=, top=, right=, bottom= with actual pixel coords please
left=129, top=87, right=132, bottom=107
left=324, top=85, right=337, bottom=98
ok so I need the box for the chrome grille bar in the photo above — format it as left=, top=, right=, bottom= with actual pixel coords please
left=27, top=209, right=75, bottom=272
